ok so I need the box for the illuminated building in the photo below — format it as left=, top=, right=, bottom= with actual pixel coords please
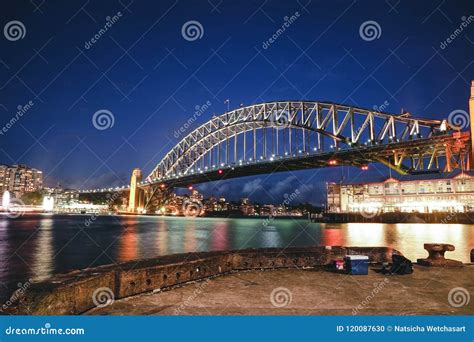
left=240, top=198, right=256, bottom=216
left=327, top=170, right=474, bottom=214
left=0, top=164, right=43, bottom=198
left=45, top=187, right=80, bottom=211
left=190, top=189, right=203, bottom=201
left=260, top=204, right=275, bottom=216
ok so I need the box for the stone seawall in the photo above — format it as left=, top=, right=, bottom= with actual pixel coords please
left=6, top=246, right=400, bottom=315
left=319, top=212, right=474, bottom=224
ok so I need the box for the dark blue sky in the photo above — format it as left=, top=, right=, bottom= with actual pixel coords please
left=0, top=0, right=473, bottom=205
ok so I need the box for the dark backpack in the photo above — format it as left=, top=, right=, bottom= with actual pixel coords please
left=389, top=254, right=413, bottom=275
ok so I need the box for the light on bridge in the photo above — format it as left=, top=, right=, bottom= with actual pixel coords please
left=361, top=165, right=369, bottom=171
left=328, top=160, right=337, bottom=166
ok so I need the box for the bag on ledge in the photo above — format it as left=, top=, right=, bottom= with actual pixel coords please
left=389, top=254, right=413, bottom=275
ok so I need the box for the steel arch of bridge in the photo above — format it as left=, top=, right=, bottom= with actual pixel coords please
left=148, top=101, right=456, bottom=182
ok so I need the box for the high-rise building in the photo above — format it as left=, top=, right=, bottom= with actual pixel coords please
left=0, top=164, right=43, bottom=198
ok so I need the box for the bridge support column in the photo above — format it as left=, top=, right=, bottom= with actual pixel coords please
left=470, top=81, right=474, bottom=169
left=128, top=168, right=143, bottom=213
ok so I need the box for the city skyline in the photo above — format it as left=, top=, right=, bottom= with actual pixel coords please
left=0, top=1, right=473, bottom=205
left=1, top=1, right=473, bottom=329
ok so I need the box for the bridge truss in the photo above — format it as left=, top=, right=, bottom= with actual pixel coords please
left=148, top=101, right=469, bottom=183
left=79, top=101, right=472, bottom=213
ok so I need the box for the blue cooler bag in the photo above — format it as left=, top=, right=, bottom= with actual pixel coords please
left=344, top=255, right=369, bottom=275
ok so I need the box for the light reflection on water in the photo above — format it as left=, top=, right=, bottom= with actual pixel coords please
left=0, top=214, right=473, bottom=301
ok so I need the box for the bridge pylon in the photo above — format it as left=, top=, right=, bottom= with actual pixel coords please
left=128, top=168, right=144, bottom=213
left=470, top=81, right=474, bottom=169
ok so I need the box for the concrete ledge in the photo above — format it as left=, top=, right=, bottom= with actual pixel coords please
left=88, top=266, right=474, bottom=315
left=5, top=246, right=400, bottom=315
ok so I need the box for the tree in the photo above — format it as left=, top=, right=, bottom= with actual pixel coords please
left=20, top=191, right=43, bottom=205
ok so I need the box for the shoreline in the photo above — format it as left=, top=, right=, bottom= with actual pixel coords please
left=4, top=245, right=473, bottom=316
left=315, top=212, right=474, bottom=224
left=4, top=246, right=400, bottom=315
left=5, top=211, right=474, bottom=224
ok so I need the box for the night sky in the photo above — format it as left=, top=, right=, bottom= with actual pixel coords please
left=0, top=0, right=473, bottom=205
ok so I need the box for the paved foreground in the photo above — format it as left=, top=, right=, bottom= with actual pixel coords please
left=87, top=266, right=474, bottom=315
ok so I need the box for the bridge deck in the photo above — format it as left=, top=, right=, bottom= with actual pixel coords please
left=143, top=135, right=457, bottom=188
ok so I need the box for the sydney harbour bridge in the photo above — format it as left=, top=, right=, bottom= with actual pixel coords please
left=82, top=82, right=474, bottom=214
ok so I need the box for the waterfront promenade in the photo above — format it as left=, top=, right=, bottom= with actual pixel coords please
left=88, top=266, right=474, bottom=316
left=6, top=246, right=473, bottom=316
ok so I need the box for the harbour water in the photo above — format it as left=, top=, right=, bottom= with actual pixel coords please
left=0, top=214, right=473, bottom=302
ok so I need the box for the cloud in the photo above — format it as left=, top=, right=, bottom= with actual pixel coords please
left=269, top=175, right=297, bottom=198
left=191, top=172, right=329, bottom=205
left=242, top=178, right=262, bottom=194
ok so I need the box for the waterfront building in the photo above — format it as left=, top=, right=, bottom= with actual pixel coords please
left=327, top=170, right=474, bottom=213
left=166, top=193, right=184, bottom=215
left=0, top=164, right=43, bottom=198
left=260, top=204, right=275, bottom=216
left=190, top=189, right=203, bottom=202
left=240, top=198, right=256, bottom=216
left=45, top=187, right=80, bottom=209
left=205, top=197, right=229, bottom=211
